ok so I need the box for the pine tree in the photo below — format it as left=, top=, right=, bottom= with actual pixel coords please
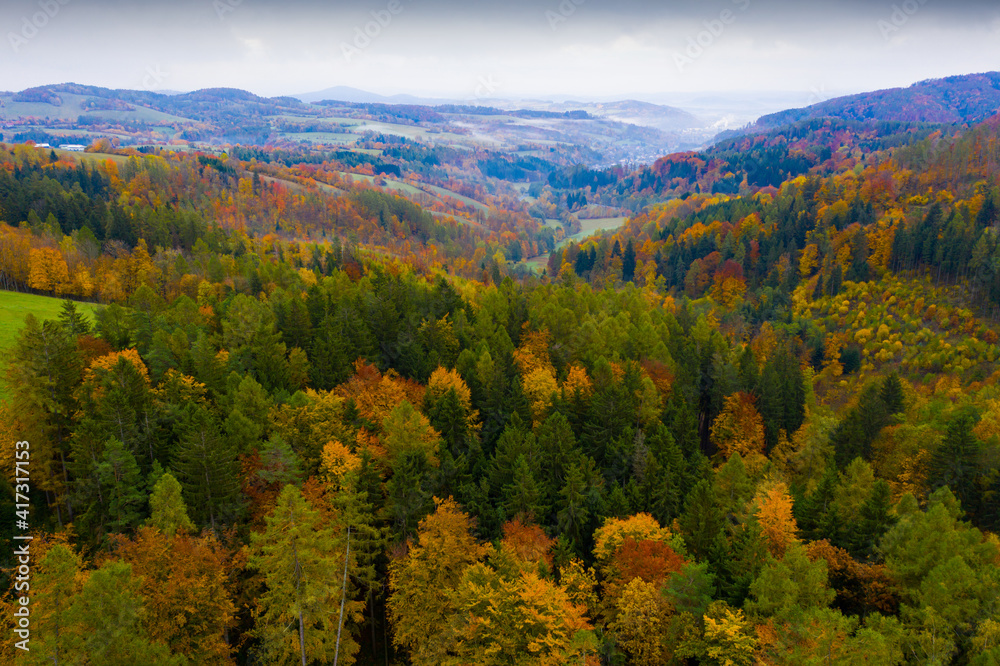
left=503, top=454, right=544, bottom=521
left=426, top=388, right=470, bottom=459
left=930, top=410, right=982, bottom=517
left=880, top=373, right=905, bottom=416
left=58, top=299, right=92, bottom=337
left=849, top=479, right=896, bottom=562
left=65, top=561, right=181, bottom=665
left=95, top=438, right=147, bottom=534
left=310, top=314, right=352, bottom=389
left=146, top=472, right=195, bottom=537
left=171, top=406, right=241, bottom=531
left=680, top=479, right=725, bottom=560
left=622, top=238, right=636, bottom=283
left=250, top=485, right=341, bottom=666
left=556, top=463, right=590, bottom=552
left=384, top=450, right=434, bottom=543
left=7, top=314, right=82, bottom=520
left=26, top=544, right=81, bottom=666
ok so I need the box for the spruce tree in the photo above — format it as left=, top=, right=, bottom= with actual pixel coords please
left=171, top=407, right=241, bottom=531
left=503, top=454, right=545, bottom=521
left=849, top=479, right=896, bottom=561
left=556, top=463, right=590, bottom=553
left=930, top=410, right=982, bottom=518
left=680, top=479, right=726, bottom=560
left=250, top=485, right=341, bottom=665
left=146, top=472, right=195, bottom=537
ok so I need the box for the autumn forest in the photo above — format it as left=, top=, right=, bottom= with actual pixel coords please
left=2, top=73, right=1000, bottom=666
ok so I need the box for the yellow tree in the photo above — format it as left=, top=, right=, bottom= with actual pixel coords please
left=381, top=400, right=441, bottom=467
left=447, top=563, right=595, bottom=665
left=387, top=497, right=490, bottom=664
left=114, top=527, right=236, bottom=663
left=610, top=577, right=672, bottom=665
left=523, top=366, right=559, bottom=426
left=751, top=481, right=799, bottom=559
left=710, top=393, right=765, bottom=460
left=513, top=326, right=554, bottom=376
left=426, top=366, right=472, bottom=406
left=593, top=513, right=673, bottom=565
left=702, top=602, right=757, bottom=666
left=28, top=247, right=70, bottom=294
left=249, top=485, right=345, bottom=665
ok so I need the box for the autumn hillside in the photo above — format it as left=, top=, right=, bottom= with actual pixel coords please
left=2, top=79, right=1000, bottom=666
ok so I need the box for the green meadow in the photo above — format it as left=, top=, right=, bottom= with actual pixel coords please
left=0, top=291, right=100, bottom=401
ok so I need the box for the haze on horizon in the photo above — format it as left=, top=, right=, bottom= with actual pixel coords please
left=1, top=0, right=999, bottom=106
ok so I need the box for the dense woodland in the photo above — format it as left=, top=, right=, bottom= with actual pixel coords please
left=1, top=109, right=1000, bottom=666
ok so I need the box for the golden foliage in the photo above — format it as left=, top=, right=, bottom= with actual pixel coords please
left=513, top=325, right=554, bottom=376
left=558, top=558, right=599, bottom=619
left=426, top=366, right=472, bottom=409
left=319, top=440, right=361, bottom=486
left=28, top=247, right=70, bottom=294
left=703, top=602, right=757, bottom=666
left=750, top=481, right=799, bottom=559
left=388, top=497, right=490, bottom=662
left=381, top=400, right=441, bottom=466
left=562, top=364, right=593, bottom=398
left=523, top=366, right=559, bottom=426
left=85, top=348, right=151, bottom=385
left=113, top=527, right=236, bottom=663
left=710, top=393, right=766, bottom=460
left=336, top=359, right=425, bottom=426
left=593, top=513, right=671, bottom=564
left=502, top=518, right=555, bottom=569
left=799, top=244, right=819, bottom=278
left=610, top=578, right=671, bottom=665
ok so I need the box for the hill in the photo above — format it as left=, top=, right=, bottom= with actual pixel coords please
left=3, top=74, right=1000, bottom=666
left=744, top=71, right=1000, bottom=132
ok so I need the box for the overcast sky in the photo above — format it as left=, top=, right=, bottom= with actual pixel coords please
left=2, top=0, right=999, bottom=104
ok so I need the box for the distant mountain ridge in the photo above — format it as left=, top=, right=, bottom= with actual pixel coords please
left=746, top=72, right=1000, bottom=132
left=293, top=85, right=451, bottom=106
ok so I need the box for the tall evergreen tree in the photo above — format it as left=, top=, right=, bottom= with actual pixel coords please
left=171, top=407, right=241, bottom=531
left=250, top=485, right=342, bottom=666
left=930, top=410, right=982, bottom=518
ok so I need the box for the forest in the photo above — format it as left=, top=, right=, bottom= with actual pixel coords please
left=1, top=106, right=1000, bottom=666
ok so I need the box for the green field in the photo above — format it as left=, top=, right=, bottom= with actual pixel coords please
left=0, top=291, right=101, bottom=401
left=567, top=217, right=628, bottom=242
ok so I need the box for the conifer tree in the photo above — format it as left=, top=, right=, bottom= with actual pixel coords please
left=25, top=544, right=81, bottom=666
left=146, top=471, right=195, bottom=537
left=930, top=410, right=982, bottom=517
left=250, top=484, right=341, bottom=666
left=171, top=406, right=241, bottom=531
left=66, top=561, right=181, bottom=665
left=556, top=463, right=591, bottom=552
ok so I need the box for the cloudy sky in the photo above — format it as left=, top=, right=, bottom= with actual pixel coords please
left=2, top=0, right=999, bottom=103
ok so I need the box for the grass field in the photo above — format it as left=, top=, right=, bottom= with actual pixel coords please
left=567, top=217, right=628, bottom=242
left=0, top=291, right=100, bottom=401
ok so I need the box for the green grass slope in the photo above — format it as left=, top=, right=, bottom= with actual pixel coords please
left=0, top=291, right=100, bottom=400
